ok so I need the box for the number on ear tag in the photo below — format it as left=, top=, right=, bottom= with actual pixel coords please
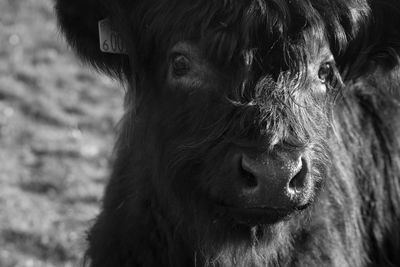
left=98, top=18, right=128, bottom=54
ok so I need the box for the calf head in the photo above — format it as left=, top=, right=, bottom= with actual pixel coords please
left=56, top=0, right=371, bottom=264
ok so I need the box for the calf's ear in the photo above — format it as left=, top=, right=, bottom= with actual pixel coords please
left=55, top=0, right=131, bottom=79
left=339, top=0, right=400, bottom=80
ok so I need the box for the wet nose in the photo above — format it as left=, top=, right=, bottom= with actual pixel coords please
left=238, top=152, right=310, bottom=209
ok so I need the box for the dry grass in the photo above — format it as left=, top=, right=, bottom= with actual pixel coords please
left=0, top=0, right=124, bottom=266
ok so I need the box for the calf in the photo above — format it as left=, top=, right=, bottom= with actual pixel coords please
left=55, top=0, right=400, bottom=266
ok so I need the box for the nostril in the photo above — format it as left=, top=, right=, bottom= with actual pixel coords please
left=240, top=165, right=258, bottom=188
left=288, top=158, right=308, bottom=193
left=240, top=154, right=259, bottom=188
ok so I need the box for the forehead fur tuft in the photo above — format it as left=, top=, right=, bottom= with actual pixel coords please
left=56, top=0, right=370, bottom=79
left=110, top=0, right=369, bottom=63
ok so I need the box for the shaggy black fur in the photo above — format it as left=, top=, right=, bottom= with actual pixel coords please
left=55, top=0, right=400, bottom=266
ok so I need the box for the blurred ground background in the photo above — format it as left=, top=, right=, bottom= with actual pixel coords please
left=0, top=0, right=124, bottom=266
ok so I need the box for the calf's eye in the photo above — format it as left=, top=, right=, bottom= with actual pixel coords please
left=318, top=62, right=333, bottom=83
left=171, top=54, right=191, bottom=77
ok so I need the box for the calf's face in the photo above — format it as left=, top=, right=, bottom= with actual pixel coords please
left=134, top=33, right=338, bottom=248
left=55, top=0, right=375, bottom=264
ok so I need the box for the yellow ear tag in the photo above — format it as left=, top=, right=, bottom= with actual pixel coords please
left=98, top=18, right=128, bottom=54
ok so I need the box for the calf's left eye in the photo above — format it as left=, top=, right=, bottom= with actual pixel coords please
left=171, top=54, right=191, bottom=77
left=318, top=62, right=333, bottom=83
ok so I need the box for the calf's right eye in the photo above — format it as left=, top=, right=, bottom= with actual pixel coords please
left=171, top=54, right=191, bottom=77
